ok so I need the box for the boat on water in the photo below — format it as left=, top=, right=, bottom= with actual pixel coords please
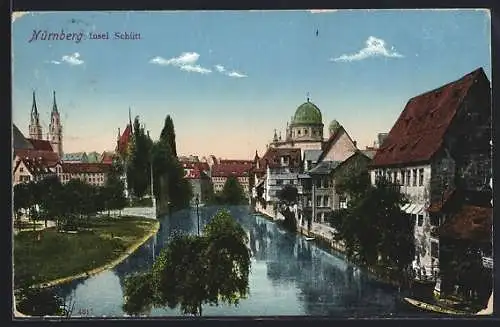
left=402, top=297, right=468, bottom=315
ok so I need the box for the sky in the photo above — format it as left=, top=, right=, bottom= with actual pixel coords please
left=11, top=9, right=491, bottom=159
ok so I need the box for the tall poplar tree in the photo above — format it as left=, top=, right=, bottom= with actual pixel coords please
left=160, top=115, right=177, bottom=158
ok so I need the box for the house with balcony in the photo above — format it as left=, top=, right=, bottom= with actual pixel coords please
left=368, top=67, right=492, bottom=285
left=252, top=147, right=301, bottom=208
left=297, top=150, right=374, bottom=227
left=297, top=121, right=358, bottom=226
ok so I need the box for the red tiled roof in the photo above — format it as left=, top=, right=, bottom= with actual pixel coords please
left=440, top=205, right=492, bottom=242
left=181, top=161, right=210, bottom=172
left=26, top=138, right=54, bottom=152
left=14, top=157, right=55, bottom=176
left=371, top=68, right=489, bottom=168
left=14, top=149, right=60, bottom=166
left=61, top=162, right=111, bottom=174
left=185, top=169, right=202, bottom=179
left=117, top=124, right=132, bottom=154
left=101, top=151, right=115, bottom=164
left=257, top=147, right=302, bottom=169
left=211, top=163, right=252, bottom=177
left=219, top=159, right=254, bottom=166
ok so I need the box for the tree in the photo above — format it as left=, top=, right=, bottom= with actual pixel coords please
left=13, top=183, right=29, bottom=224
left=160, top=115, right=177, bottom=158
left=329, top=176, right=413, bottom=285
left=16, top=287, right=65, bottom=316
left=277, top=185, right=298, bottom=207
left=152, top=116, right=191, bottom=213
left=127, top=116, right=151, bottom=198
left=276, top=185, right=299, bottom=232
left=122, top=209, right=251, bottom=316
left=221, top=176, right=247, bottom=205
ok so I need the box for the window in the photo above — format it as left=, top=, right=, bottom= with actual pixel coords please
left=20, top=167, right=24, bottom=173
left=324, top=196, right=329, bottom=207
left=276, top=179, right=283, bottom=185
left=412, top=169, right=417, bottom=186
left=406, top=171, right=411, bottom=186
left=419, top=168, right=424, bottom=186
left=298, top=130, right=301, bottom=135
left=393, top=171, right=397, bottom=183
left=316, top=196, right=322, bottom=207
left=304, top=129, right=308, bottom=135
left=431, top=241, right=439, bottom=259
left=430, top=214, right=440, bottom=226
left=316, top=179, right=321, bottom=188
left=417, top=214, right=424, bottom=227
left=401, top=170, right=405, bottom=185
left=339, top=195, right=347, bottom=209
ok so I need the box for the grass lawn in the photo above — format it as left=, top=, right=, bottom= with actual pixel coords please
left=14, top=216, right=158, bottom=288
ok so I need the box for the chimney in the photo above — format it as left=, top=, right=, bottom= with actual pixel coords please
left=353, top=140, right=357, bottom=148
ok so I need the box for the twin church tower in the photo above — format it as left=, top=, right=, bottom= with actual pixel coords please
left=29, top=90, right=63, bottom=158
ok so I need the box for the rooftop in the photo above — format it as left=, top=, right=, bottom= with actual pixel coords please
left=371, top=67, right=489, bottom=167
left=308, top=160, right=342, bottom=175
left=61, top=162, right=112, bottom=174
left=291, top=101, right=323, bottom=126
left=303, top=149, right=323, bottom=162
left=26, top=138, right=54, bottom=152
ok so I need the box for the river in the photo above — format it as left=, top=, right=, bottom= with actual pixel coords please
left=52, top=205, right=404, bottom=317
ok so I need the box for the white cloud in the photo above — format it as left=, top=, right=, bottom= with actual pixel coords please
left=214, top=64, right=247, bottom=78
left=331, top=36, right=404, bottom=62
left=227, top=71, right=247, bottom=78
left=215, top=65, right=226, bottom=73
left=309, top=9, right=338, bottom=14
left=50, top=60, right=61, bottom=65
left=61, top=52, right=84, bottom=65
left=149, top=52, right=212, bottom=74
left=180, top=64, right=212, bottom=74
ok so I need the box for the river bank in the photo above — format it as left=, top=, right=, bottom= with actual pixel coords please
left=253, top=207, right=478, bottom=315
left=33, top=219, right=159, bottom=289
left=14, top=216, right=159, bottom=290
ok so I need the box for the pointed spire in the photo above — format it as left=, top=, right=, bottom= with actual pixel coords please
left=31, top=90, right=38, bottom=115
left=52, top=90, right=58, bottom=113
left=128, top=107, right=132, bottom=127
left=306, top=92, right=310, bottom=102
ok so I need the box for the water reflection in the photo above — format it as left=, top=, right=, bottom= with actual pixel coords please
left=52, top=206, right=399, bottom=317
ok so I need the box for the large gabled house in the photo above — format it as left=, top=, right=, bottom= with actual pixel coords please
left=368, top=67, right=492, bottom=284
left=252, top=147, right=302, bottom=205
left=297, top=121, right=359, bottom=225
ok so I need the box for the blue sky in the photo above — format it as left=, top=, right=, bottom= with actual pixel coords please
left=12, top=10, right=491, bottom=159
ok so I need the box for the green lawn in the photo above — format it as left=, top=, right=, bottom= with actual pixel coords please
left=14, top=216, right=158, bottom=288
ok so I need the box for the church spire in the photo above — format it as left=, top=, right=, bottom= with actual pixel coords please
left=128, top=107, right=134, bottom=135
left=31, top=90, right=38, bottom=115
left=52, top=90, right=58, bottom=113
left=29, top=90, right=42, bottom=140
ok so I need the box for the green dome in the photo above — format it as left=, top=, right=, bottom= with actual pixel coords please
left=329, top=120, right=341, bottom=134
left=292, top=101, right=322, bottom=125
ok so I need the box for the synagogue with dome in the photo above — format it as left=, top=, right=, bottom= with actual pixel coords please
left=269, top=98, right=341, bottom=155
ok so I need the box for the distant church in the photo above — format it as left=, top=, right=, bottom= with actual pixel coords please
left=29, top=91, right=63, bottom=158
